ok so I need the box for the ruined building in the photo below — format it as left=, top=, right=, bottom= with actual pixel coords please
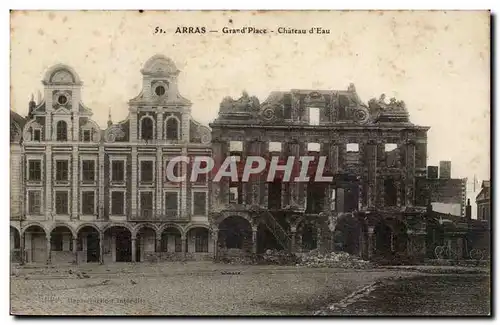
left=209, top=86, right=434, bottom=261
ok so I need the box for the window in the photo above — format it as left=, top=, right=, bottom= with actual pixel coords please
left=140, top=192, right=154, bottom=219
left=55, top=191, right=69, bottom=215
left=192, top=159, right=208, bottom=184
left=193, top=192, right=207, bottom=215
left=57, top=95, right=68, bottom=105
left=141, top=117, right=154, bottom=141
left=229, top=141, right=243, bottom=152
left=309, top=107, right=320, bottom=125
left=229, top=185, right=242, bottom=204
left=385, top=143, right=398, bottom=167
left=55, top=160, right=69, bottom=181
left=111, top=191, right=125, bottom=215
left=28, top=160, right=42, bottom=181
left=194, top=229, right=209, bottom=253
left=165, top=160, right=181, bottom=182
left=28, top=190, right=42, bottom=214
left=33, top=129, right=41, bottom=141
left=56, top=121, right=67, bottom=141
left=111, top=160, right=125, bottom=182
left=330, top=189, right=336, bottom=211
left=82, top=130, right=92, bottom=142
left=346, top=143, right=359, bottom=152
left=82, top=160, right=95, bottom=182
left=165, top=118, right=179, bottom=140
left=307, top=142, right=321, bottom=152
left=269, top=142, right=282, bottom=152
left=384, top=178, right=397, bottom=207
left=141, top=161, right=154, bottom=183
left=268, top=181, right=282, bottom=209
left=165, top=192, right=179, bottom=218
left=155, top=85, right=166, bottom=96
left=81, top=191, right=95, bottom=215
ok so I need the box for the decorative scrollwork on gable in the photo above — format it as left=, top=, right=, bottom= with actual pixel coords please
left=104, top=124, right=126, bottom=142
left=198, top=125, right=212, bottom=144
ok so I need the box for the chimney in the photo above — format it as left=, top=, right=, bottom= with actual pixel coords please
left=465, top=198, right=471, bottom=220
left=427, top=166, right=438, bottom=179
left=439, top=161, right=451, bottom=179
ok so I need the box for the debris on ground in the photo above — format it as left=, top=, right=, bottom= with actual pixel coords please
left=260, top=249, right=299, bottom=265
left=298, top=250, right=372, bottom=269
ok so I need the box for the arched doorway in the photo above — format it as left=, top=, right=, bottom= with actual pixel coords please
left=374, top=221, right=393, bottom=259
left=10, top=227, right=21, bottom=263
left=136, top=226, right=156, bottom=262
left=393, top=221, right=408, bottom=255
left=23, top=225, right=47, bottom=263
left=159, top=227, right=183, bottom=259
left=104, top=226, right=132, bottom=262
left=257, top=212, right=291, bottom=254
left=333, top=214, right=363, bottom=256
left=77, top=226, right=101, bottom=263
left=186, top=227, right=210, bottom=255
left=218, top=216, right=253, bottom=255
left=50, top=226, right=74, bottom=264
left=297, top=221, right=318, bottom=252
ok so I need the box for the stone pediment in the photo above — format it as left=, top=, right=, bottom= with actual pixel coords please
left=53, top=107, right=71, bottom=115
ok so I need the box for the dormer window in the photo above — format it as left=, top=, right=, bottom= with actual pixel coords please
left=82, top=130, right=92, bottom=142
left=56, top=120, right=68, bottom=141
left=33, top=129, right=41, bottom=141
left=165, top=117, right=179, bottom=140
left=140, top=116, right=155, bottom=141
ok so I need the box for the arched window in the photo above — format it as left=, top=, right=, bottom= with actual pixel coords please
left=165, top=117, right=179, bottom=140
left=56, top=121, right=67, bottom=141
left=141, top=117, right=154, bottom=141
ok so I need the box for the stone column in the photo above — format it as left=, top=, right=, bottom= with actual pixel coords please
left=71, top=148, right=79, bottom=219
left=252, top=226, right=258, bottom=254
left=181, top=235, right=186, bottom=255
left=156, top=149, right=162, bottom=219
left=297, top=234, right=303, bottom=253
left=72, top=236, right=78, bottom=264
left=212, top=229, right=218, bottom=260
left=367, top=226, right=375, bottom=260
left=316, top=226, right=322, bottom=251
left=99, top=232, right=104, bottom=264
left=131, top=147, right=137, bottom=219
left=131, top=237, right=137, bottom=262
left=20, top=233, right=25, bottom=265
left=45, top=147, right=52, bottom=220
left=98, top=146, right=105, bottom=219
left=290, top=227, right=297, bottom=253
left=46, top=234, right=51, bottom=264
left=157, top=112, right=164, bottom=141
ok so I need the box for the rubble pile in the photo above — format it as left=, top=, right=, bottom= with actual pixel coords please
left=298, top=250, right=372, bottom=269
left=260, top=249, right=299, bottom=265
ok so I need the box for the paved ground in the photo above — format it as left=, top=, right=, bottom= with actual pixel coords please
left=10, top=262, right=491, bottom=316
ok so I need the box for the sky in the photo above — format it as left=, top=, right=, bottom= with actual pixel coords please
left=10, top=10, right=490, bottom=214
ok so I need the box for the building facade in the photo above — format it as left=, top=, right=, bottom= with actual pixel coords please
left=11, top=55, right=488, bottom=264
left=10, top=55, right=214, bottom=264
left=476, top=180, right=491, bottom=223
